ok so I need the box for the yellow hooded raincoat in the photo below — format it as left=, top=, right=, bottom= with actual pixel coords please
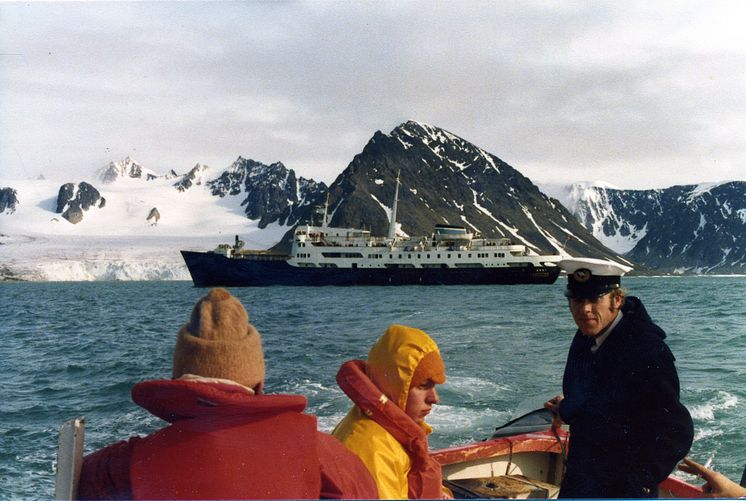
left=332, top=325, right=445, bottom=499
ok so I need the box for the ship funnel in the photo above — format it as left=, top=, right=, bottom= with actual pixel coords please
left=387, top=172, right=400, bottom=241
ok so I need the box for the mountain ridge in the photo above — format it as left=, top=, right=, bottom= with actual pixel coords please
left=3, top=120, right=744, bottom=279
left=544, top=181, right=746, bottom=274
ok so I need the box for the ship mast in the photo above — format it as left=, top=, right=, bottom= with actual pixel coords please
left=387, top=171, right=400, bottom=241
left=322, top=193, right=329, bottom=229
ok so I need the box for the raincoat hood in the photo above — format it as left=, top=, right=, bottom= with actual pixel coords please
left=367, top=324, right=446, bottom=410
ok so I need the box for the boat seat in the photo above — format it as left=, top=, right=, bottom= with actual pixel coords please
left=445, top=474, right=560, bottom=499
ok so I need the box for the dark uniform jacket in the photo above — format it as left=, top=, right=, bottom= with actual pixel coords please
left=558, top=296, right=693, bottom=498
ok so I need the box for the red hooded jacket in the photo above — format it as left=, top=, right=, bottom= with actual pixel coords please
left=78, top=379, right=378, bottom=500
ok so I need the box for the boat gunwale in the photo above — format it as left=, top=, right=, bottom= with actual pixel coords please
left=430, top=429, right=704, bottom=498
left=431, top=429, right=564, bottom=466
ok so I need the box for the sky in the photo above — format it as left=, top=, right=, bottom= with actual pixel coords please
left=1, top=1, right=745, bottom=189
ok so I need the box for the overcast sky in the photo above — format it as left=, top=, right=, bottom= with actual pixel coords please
left=1, top=1, right=745, bottom=189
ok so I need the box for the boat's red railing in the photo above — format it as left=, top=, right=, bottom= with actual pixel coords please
left=430, top=429, right=704, bottom=498
left=431, top=429, right=564, bottom=467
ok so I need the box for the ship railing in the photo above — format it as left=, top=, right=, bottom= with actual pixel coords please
left=472, top=238, right=515, bottom=247
left=232, top=251, right=289, bottom=261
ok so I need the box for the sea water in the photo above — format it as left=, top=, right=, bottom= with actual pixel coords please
left=2, top=277, right=745, bottom=499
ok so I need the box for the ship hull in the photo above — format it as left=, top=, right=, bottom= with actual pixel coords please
left=181, top=250, right=561, bottom=287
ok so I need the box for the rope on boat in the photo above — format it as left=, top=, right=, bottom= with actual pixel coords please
left=551, top=420, right=568, bottom=467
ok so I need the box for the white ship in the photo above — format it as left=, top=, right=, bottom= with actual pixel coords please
left=182, top=177, right=563, bottom=286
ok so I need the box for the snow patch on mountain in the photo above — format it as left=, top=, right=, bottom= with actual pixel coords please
left=470, top=188, right=499, bottom=223
left=538, top=181, right=645, bottom=254
left=539, top=181, right=621, bottom=214
left=688, top=181, right=736, bottom=200
left=519, top=204, right=567, bottom=255
left=369, top=194, right=392, bottom=221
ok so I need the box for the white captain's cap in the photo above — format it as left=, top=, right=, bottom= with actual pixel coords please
left=558, top=258, right=633, bottom=299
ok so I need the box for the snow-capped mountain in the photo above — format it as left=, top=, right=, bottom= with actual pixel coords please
left=272, top=121, right=621, bottom=264
left=207, top=157, right=327, bottom=228
left=544, top=181, right=746, bottom=274
left=0, top=156, right=322, bottom=281
left=97, top=156, right=161, bottom=183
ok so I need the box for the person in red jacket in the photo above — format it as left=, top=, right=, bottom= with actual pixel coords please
left=78, top=288, right=378, bottom=500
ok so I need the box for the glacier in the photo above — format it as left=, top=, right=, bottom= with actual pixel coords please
left=0, top=175, right=286, bottom=282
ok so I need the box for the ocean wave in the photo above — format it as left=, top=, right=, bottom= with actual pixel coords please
left=693, top=427, right=723, bottom=442
left=689, top=390, right=739, bottom=421
left=443, top=374, right=511, bottom=396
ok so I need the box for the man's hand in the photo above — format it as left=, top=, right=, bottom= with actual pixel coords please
left=678, top=457, right=746, bottom=498
left=544, top=395, right=563, bottom=414
left=544, top=395, right=564, bottom=427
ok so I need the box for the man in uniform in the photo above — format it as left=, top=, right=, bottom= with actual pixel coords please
left=545, top=258, right=693, bottom=498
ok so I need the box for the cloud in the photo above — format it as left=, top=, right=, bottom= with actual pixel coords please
left=1, top=1, right=745, bottom=189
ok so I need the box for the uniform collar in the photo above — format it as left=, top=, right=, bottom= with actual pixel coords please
left=590, top=311, right=623, bottom=353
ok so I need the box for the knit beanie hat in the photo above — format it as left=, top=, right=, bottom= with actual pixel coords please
left=172, top=288, right=265, bottom=390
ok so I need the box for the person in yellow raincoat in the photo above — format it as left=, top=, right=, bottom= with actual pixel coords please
left=332, top=324, right=447, bottom=499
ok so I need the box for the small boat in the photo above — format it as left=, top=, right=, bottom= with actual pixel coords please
left=55, top=409, right=704, bottom=499
left=181, top=176, right=563, bottom=287
left=431, top=408, right=703, bottom=499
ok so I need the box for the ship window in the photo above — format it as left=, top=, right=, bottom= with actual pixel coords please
left=408, top=254, right=412, bottom=258
left=468, top=253, right=471, bottom=258
left=427, top=254, right=430, bottom=259
left=458, top=254, right=461, bottom=258
left=437, top=254, right=441, bottom=258
left=448, top=253, right=451, bottom=258
left=418, top=254, right=421, bottom=259
left=322, top=252, right=363, bottom=258
left=399, top=254, right=402, bottom=258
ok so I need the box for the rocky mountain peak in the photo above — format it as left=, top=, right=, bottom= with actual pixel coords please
left=174, top=163, right=210, bottom=192
left=207, top=157, right=327, bottom=228
left=97, top=156, right=158, bottom=184
left=271, top=122, right=620, bottom=262
left=1, top=187, right=20, bottom=215
left=55, top=181, right=105, bottom=224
